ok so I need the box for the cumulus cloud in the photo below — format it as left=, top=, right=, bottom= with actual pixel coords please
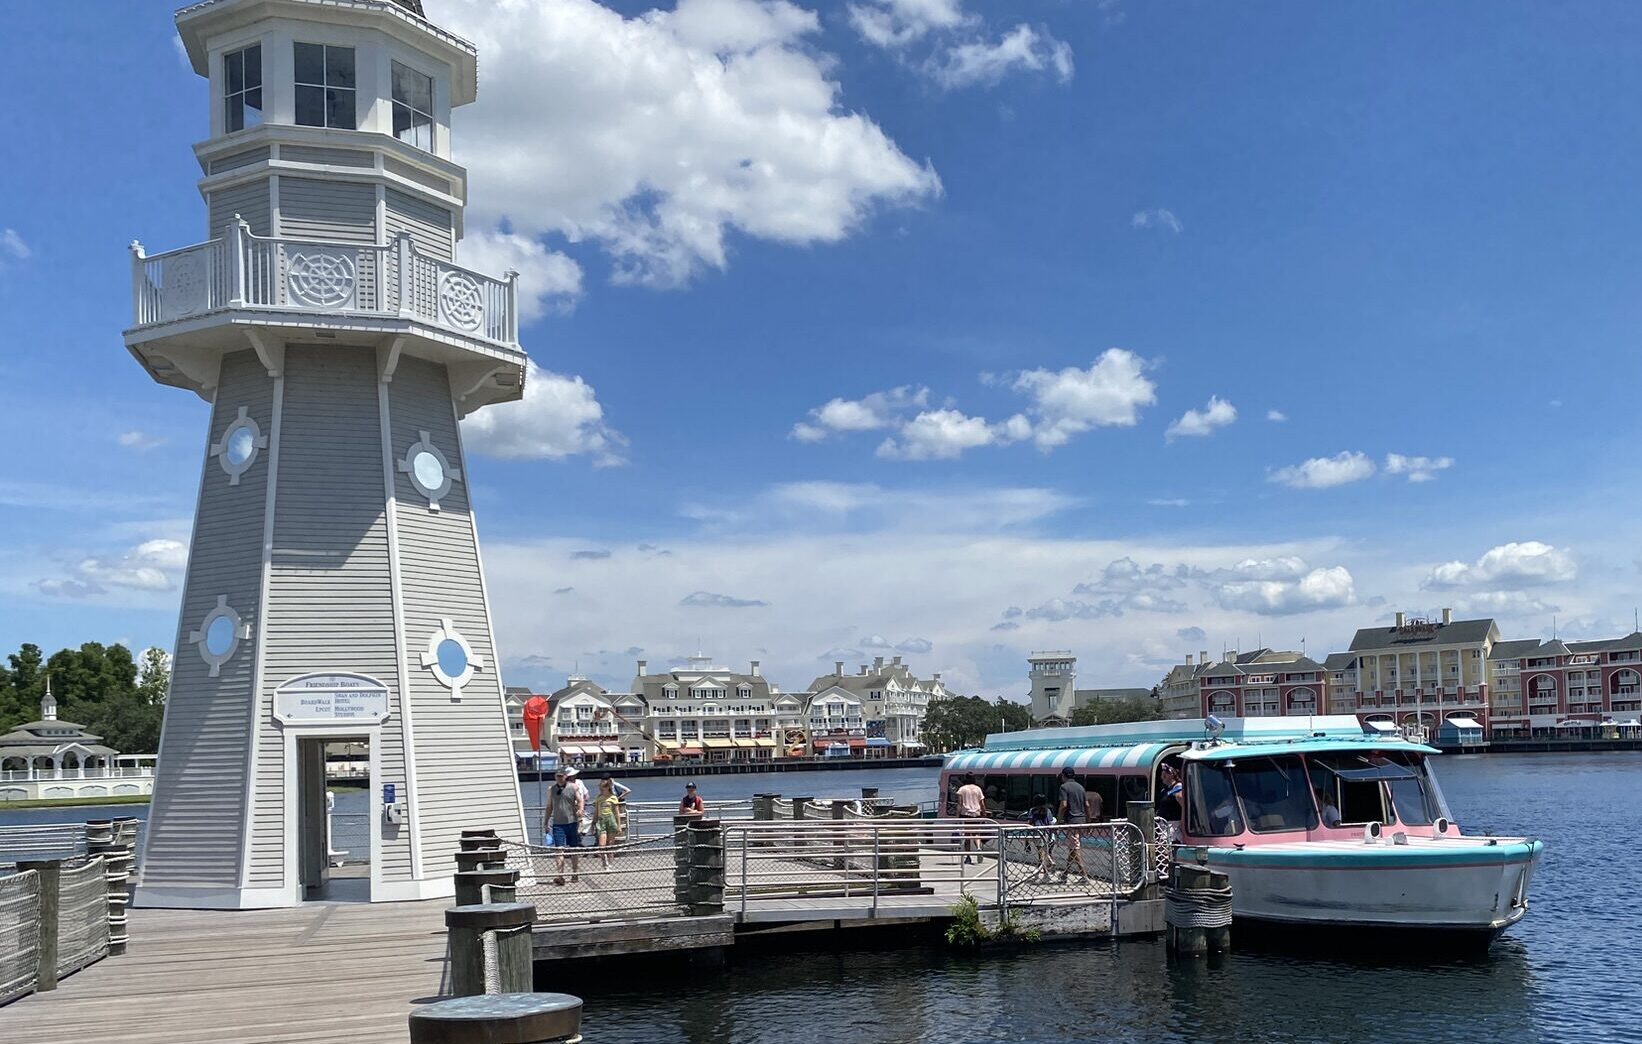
left=1268, top=451, right=1376, bottom=490
left=680, top=590, right=769, bottom=608
left=457, top=230, right=584, bottom=320
left=896, top=637, right=933, bottom=654
left=35, top=578, right=102, bottom=598
left=1165, top=396, right=1236, bottom=441
left=37, top=538, right=189, bottom=598
left=1209, top=565, right=1356, bottom=616
left=1384, top=453, right=1455, bottom=483
left=444, top=0, right=941, bottom=289
left=875, top=408, right=1024, bottom=461
left=1449, top=591, right=1562, bottom=617
left=116, top=431, right=167, bottom=451
left=1266, top=410, right=1287, bottom=422
left=1422, top=541, right=1577, bottom=590
left=1011, top=349, right=1158, bottom=450
left=1131, top=209, right=1182, bottom=234
left=791, top=385, right=928, bottom=442
left=1176, top=626, right=1207, bottom=642
left=848, top=1, right=1072, bottom=90
left=461, top=360, right=626, bottom=465
left=570, top=549, right=611, bottom=560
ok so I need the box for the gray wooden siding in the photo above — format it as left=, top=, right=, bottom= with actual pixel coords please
left=384, top=157, right=451, bottom=195
left=207, top=179, right=272, bottom=239
left=208, top=146, right=271, bottom=175
left=277, top=178, right=377, bottom=244
left=143, top=350, right=272, bottom=887
left=389, top=356, right=524, bottom=869
left=385, top=189, right=453, bottom=261
left=280, top=145, right=373, bottom=168
left=258, top=345, right=412, bottom=883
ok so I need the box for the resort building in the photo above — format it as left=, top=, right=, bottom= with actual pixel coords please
left=1322, top=652, right=1358, bottom=714
left=1343, top=611, right=1495, bottom=739
left=633, top=655, right=786, bottom=763
left=806, top=656, right=943, bottom=754
left=540, top=677, right=649, bottom=766
left=1027, top=652, right=1157, bottom=725
left=1486, top=631, right=1642, bottom=737
left=1158, top=651, right=1215, bottom=719
left=805, top=686, right=869, bottom=756
left=1191, top=650, right=1328, bottom=719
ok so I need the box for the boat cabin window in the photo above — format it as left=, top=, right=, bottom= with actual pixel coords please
left=1230, top=755, right=1318, bottom=833
left=1307, top=756, right=1390, bottom=826
left=1305, top=752, right=1449, bottom=827
left=1185, top=762, right=1244, bottom=837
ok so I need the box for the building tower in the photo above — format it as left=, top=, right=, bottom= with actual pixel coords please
left=1027, top=652, right=1077, bottom=724
left=128, top=0, right=528, bottom=908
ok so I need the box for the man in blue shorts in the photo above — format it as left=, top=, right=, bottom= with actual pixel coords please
left=546, top=767, right=584, bottom=884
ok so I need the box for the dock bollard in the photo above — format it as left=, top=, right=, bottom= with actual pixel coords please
left=445, top=903, right=537, bottom=997
left=454, top=868, right=520, bottom=907
left=686, top=820, right=725, bottom=915
left=752, top=794, right=775, bottom=822
left=673, top=815, right=696, bottom=906
left=454, top=848, right=506, bottom=873
left=791, top=796, right=812, bottom=821
left=410, top=992, right=582, bottom=1044
left=1164, top=862, right=1232, bottom=956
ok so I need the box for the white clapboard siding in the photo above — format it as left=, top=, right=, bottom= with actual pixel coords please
left=208, top=179, right=272, bottom=239
left=143, top=351, right=273, bottom=887
left=280, top=145, right=374, bottom=168
left=207, top=145, right=270, bottom=175
left=390, top=357, right=524, bottom=867
left=385, top=188, right=454, bottom=262
left=384, top=156, right=452, bottom=195
left=257, top=345, right=413, bottom=883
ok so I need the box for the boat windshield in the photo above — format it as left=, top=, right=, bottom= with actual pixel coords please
left=1185, top=761, right=1244, bottom=837
left=1308, top=750, right=1450, bottom=826
left=1229, top=755, right=1318, bottom=833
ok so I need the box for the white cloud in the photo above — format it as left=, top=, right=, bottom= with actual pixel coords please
left=1266, top=409, right=1287, bottom=422
left=1176, top=626, right=1207, bottom=643
left=38, top=537, right=190, bottom=598
left=35, top=578, right=102, bottom=599
left=930, top=24, right=1074, bottom=89
left=1210, top=565, right=1356, bottom=616
left=443, top=0, right=941, bottom=289
left=1268, top=451, right=1376, bottom=490
left=1011, top=348, right=1158, bottom=450
left=461, top=360, right=626, bottom=465
left=791, top=385, right=928, bottom=441
left=1131, top=209, right=1182, bottom=234
left=1165, top=396, right=1236, bottom=441
left=116, top=431, right=167, bottom=451
left=1384, top=453, right=1455, bottom=483
left=1, top=228, right=30, bottom=262
left=1422, top=541, right=1577, bottom=590
left=875, top=408, right=1022, bottom=461
left=1449, top=591, right=1561, bottom=617
left=1148, top=498, right=1189, bottom=508
left=457, top=230, right=583, bottom=320
left=848, top=1, right=1073, bottom=90
left=761, top=481, right=1078, bottom=529
left=680, top=590, right=769, bottom=608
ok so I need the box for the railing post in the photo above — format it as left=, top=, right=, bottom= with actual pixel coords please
left=17, top=859, right=61, bottom=993
left=396, top=233, right=415, bottom=318
left=1124, top=800, right=1158, bottom=899
left=673, top=814, right=695, bottom=907
left=791, top=796, right=811, bottom=822
left=871, top=829, right=880, bottom=915
left=505, top=268, right=520, bottom=344
left=687, top=820, right=724, bottom=916
left=129, top=241, right=147, bottom=325
left=227, top=215, right=247, bottom=307
left=996, top=825, right=1007, bottom=913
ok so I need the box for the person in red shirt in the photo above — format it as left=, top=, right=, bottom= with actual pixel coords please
left=678, top=782, right=706, bottom=818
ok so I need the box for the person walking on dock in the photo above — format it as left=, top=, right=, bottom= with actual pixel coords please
left=1028, top=799, right=1057, bottom=877
left=547, top=768, right=584, bottom=885
left=956, top=774, right=985, bottom=864
left=1057, top=767, right=1091, bottom=881
left=594, top=776, right=625, bottom=868
left=679, top=781, right=706, bottom=819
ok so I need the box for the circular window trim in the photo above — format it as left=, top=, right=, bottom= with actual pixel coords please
left=420, top=617, right=484, bottom=699
left=398, top=430, right=461, bottom=512
left=211, top=407, right=267, bottom=486
left=189, top=596, right=251, bottom=678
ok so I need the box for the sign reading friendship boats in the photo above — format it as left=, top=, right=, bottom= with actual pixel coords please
left=273, top=673, right=391, bottom=725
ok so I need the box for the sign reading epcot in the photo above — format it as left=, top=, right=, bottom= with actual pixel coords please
left=274, top=672, right=390, bottom=725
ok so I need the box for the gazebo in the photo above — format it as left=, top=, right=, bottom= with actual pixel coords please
left=0, top=686, right=119, bottom=780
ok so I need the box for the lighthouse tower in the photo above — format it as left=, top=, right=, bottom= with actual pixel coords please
left=128, top=0, right=528, bottom=908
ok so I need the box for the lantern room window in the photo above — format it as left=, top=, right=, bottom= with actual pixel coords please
left=223, top=45, right=263, bottom=133
left=294, top=43, right=356, bottom=129
left=392, top=61, right=434, bottom=152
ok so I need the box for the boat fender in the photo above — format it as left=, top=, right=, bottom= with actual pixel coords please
left=1391, top=831, right=1408, bottom=846
left=1362, top=822, right=1382, bottom=844
left=1434, top=817, right=1450, bottom=835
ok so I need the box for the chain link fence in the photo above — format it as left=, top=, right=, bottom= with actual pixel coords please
left=997, top=822, right=1147, bottom=905
left=496, top=833, right=686, bottom=923
left=0, top=868, right=40, bottom=1005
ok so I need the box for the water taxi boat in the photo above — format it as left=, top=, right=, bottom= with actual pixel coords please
left=940, top=715, right=1541, bottom=943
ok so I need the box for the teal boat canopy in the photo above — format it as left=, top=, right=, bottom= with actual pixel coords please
left=945, top=742, right=1175, bottom=774
left=978, top=715, right=1374, bottom=752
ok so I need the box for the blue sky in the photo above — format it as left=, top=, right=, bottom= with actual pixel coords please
left=1, top=0, right=1638, bottom=698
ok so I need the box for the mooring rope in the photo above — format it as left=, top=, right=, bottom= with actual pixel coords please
left=1165, top=882, right=1234, bottom=929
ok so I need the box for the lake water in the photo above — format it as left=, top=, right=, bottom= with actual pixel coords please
left=5, top=754, right=1634, bottom=1041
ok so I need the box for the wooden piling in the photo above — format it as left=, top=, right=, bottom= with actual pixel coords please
left=1124, top=800, right=1159, bottom=900
left=17, top=859, right=60, bottom=992
left=409, top=992, right=583, bottom=1044
left=455, top=869, right=520, bottom=907
left=687, top=820, right=725, bottom=915
left=445, top=903, right=537, bottom=998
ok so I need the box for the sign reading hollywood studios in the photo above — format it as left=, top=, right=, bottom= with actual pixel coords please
left=273, top=672, right=391, bottom=725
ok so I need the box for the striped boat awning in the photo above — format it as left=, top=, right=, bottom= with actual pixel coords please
left=943, top=743, right=1172, bottom=773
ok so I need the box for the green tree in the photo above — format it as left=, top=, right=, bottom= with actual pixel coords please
left=1067, top=695, right=1167, bottom=727
left=0, top=641, right=164, bottom=753
left=923, top=695, right=1032, bottom=752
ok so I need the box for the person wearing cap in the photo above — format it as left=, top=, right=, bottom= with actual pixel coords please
left=1057, top=766, right=1091, bottom=882
left=678, top=782, right=706, bottom=819
left=546, top=767, right=584, bottom=885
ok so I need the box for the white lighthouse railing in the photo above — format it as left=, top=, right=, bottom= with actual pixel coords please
left=130, top=220, right=519, bottom=347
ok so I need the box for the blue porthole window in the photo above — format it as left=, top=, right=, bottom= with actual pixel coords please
left=422, top=618, right=482, bottom=698
left=191, top=596, right=249, bottom=677
left=212, top=407, right=266, bottom=485
left=398, top=430, right=460, bottom=511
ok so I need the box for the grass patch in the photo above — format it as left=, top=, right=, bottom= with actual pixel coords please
left=945, top=894, right=1041, bottom=947
left=0, top=794, right=151, bottom=810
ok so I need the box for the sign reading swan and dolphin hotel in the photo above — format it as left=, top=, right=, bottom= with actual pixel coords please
left=130, top=0, right=531, bottom=908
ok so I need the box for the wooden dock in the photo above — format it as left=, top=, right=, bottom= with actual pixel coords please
left=1, top=897, right=452, bottom=1044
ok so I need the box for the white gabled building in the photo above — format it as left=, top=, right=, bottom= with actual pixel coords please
left=807, top=655, right=942, bottom=754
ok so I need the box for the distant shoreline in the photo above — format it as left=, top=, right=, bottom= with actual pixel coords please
left=0, top=794, right=151, bottom=810
left=520, top=755, right=944, bottom=781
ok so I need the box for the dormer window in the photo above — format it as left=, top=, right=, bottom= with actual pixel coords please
left=223, top=45, right=263, bottom=133
left=294, top=43, right=356, bottom=129
left=392, top=61, right=434, bottom=151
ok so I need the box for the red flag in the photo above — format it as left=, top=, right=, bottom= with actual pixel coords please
left=522, top=696, right=549, bottom=753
